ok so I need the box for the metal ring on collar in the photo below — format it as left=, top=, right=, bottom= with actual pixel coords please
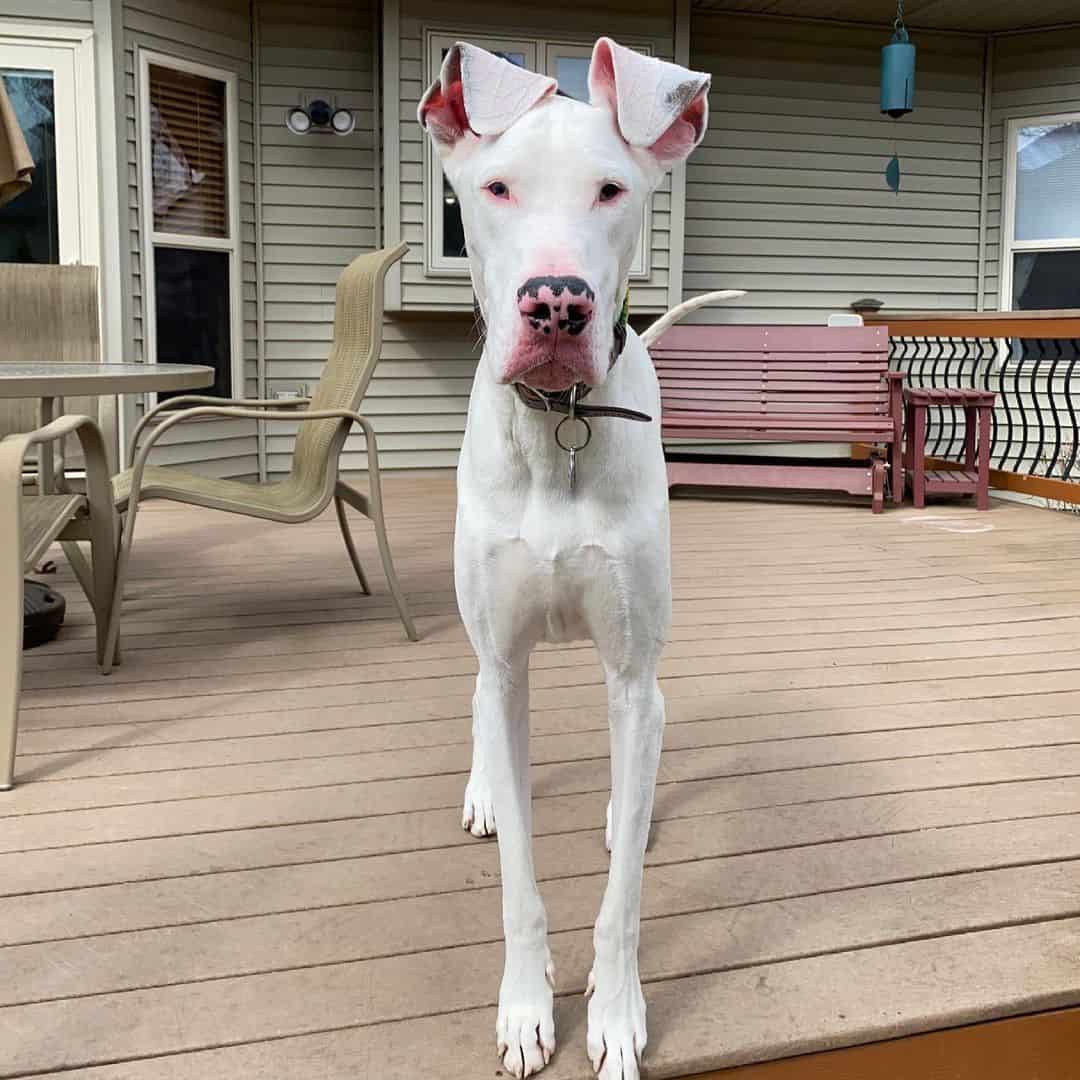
left=555, top=414, right=592, bottom=453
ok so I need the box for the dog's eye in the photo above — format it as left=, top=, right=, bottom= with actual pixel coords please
left=599, top=182, right=624, bottom=203
left=486, top=181, right=510, bottom=199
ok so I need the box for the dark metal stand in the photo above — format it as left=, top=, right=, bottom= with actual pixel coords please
left=23, top=579, right=65, bottom=648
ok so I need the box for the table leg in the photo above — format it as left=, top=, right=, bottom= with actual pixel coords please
left=38, top=396, right=56, bottom=495
left=903, top=404, right=913, bottom=480
left=912, top=404, right=927, bottom=509
left=977, top=404, right=991, bottom=511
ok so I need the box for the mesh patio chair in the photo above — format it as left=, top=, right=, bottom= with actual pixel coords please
left=0, top=264, right=105, bottom=480
left=103, top=242, right=417, bottom=673
left=0, top=263, right=106, bottom=602
left=1, top=415, right=117, bottom=789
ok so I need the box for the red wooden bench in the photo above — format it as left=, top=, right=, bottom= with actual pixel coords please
left=650, top=324, right=902, bottom=513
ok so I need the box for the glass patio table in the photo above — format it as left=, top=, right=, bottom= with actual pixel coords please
left=0, top=362, right=214, bottom=492
left=2, top=362, right=213, bottom=644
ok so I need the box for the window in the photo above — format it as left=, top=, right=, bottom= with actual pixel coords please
left=430, top=39, right=532, bottom=269
left=424, top=31, right=650, bottom=278
left=1001, top=113, right=1080, bottom=312
left=138, top=51, right=241, bottom=399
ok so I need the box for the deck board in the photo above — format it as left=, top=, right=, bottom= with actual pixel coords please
left=5, top=478, right=1080, bottom=1077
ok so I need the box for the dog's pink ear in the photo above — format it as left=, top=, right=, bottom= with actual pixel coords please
left=588, top=37, right=709, bottom=166
left=419, top=43, right=556, bottom=148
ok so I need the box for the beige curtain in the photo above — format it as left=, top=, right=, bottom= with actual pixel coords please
left=0, top=80, right=34, bottom=208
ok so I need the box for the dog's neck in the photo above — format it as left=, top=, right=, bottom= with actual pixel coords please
left=465, top=324, right=656, bottom=504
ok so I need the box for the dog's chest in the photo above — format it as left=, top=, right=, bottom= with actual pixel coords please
left=455, top=491, right=638, bottom=647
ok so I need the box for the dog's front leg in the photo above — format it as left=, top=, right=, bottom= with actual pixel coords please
left=587, top=669, right=665, bottom=1080
left=475, top=658, right=556, bottom=1077
left=463, top=690, right=497, bottom=837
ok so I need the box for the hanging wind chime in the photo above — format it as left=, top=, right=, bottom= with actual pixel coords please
left=881, top=0, right=916, bottom=192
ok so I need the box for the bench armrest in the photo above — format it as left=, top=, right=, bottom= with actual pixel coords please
left=886, top=371, right=904, bottom=424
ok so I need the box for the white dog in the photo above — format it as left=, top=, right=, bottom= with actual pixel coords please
left=420, top=38, right=721, bottom=1080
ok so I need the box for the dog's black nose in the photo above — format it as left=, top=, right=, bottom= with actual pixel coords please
left=517, top=276, right=595, bottom=338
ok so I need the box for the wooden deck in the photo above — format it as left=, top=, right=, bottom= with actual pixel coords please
left=6, top=474, right=1080, bottom=1078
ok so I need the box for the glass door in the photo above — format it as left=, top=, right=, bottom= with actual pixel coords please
left=0, top=37, right=89, bottom=265
left=0, top=28, right=100, bottom=461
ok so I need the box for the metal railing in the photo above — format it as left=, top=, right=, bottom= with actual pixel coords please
left=864, top=311, right=1080, bottom=502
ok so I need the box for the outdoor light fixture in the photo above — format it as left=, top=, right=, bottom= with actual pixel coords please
left=286, top=98, right=355, bottom=136
left=286, top=107, right=311, bottom=134
left=331, top=108, right=355, bottom=135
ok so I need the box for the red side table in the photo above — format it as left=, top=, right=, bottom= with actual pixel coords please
left=904, top=388, right=995, bottom=510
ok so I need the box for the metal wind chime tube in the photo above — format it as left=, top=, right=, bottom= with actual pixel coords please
left=881, top=0, right=916, bottom=118
left=881, top=0, right=916, bottom=191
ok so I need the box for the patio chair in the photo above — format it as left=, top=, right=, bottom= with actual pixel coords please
left=0, top=264, right=104, bottom=479
left=102, top=242, right=416, bottom=672
left=1, top=415, right=117, bottom=789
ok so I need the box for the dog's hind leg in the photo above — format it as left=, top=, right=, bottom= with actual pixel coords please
left=587, top=669, right=665, bottom=1080
left=476, top=659, right=556, bottom=1077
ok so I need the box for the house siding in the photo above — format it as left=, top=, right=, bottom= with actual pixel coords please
left=62, top=4, right=1080, bottom=479
left=284, top=0, right=675, bottom=476
left=685, top=12, right=986, bottom=324
left=982, top=27, right=1080, bottom=310
left=1, top=1, right=92, bottom=23
left=257, top=0, right=378, bottom=475
left=122, top=0, right=259, bottom=478
left=256, top=0, right=474, bottom=475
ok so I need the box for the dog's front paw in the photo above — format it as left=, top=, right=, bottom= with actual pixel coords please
left=462, top=772, right=496, bottom=837
left=496, top=947, right=556, bottom=1077
left=586, top=963, right=647, bottom=1080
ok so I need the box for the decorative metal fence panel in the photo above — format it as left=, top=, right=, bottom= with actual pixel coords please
left=887, top=333, right=1080, bottom=485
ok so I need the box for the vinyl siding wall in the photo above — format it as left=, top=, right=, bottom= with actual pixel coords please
left=255, top=0, right=471, bottom=475
left=96, top=4, right=1080, bottom=478
left=1, top=1, right=92, bottom=24
left=685, top=12, right=986, bottom=324
left=122, top=0, right=259, bottom=478
left=281, top=0, right=679, bottom=477
left=982, top=27, right=1080, bottom=310
left=257, top=0, right=378, bottom=475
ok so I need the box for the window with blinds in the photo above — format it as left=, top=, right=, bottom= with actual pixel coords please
left=139, top=50, right=239, bottom=399
left=148, top=63, right=228, bottom=237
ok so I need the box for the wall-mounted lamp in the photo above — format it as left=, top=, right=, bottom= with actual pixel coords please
left=286, top=97, right=355, bottom=136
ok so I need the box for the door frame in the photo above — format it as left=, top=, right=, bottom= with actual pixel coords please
left=0, top=20, right=100, bottom=271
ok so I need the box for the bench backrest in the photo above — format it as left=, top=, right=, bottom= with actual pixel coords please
left=650, top=324, right=891, bottom=430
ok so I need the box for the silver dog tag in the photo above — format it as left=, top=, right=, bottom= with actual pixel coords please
left=567, top=384, right=578, bottom=494
left=554, top=384, right=590, bottom=495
